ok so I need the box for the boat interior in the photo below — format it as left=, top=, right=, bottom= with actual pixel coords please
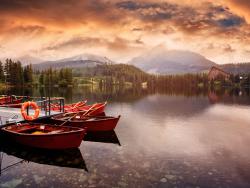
left=4, top=123, right=76, bottom=134
left=54, top=114, right=116, bottom=121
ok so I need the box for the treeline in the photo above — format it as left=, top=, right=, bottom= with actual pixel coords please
left=37, top=68, right=73, bottom=87
left=73, top=64, right=209, bottom=89
left=205, top=72, right=250, bottom=89
left=74, top=64, right=148, bottom=85
left=0, top=59, right=33, bottom=85
left=220, top=62, right=250, bottom=74
left=4, top=59, right=249, bottom=89
left=0, top=59, right=73, bottom=87
left=147, top=73, right=209, bottom=90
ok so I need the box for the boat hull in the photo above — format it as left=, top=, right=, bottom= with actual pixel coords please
left=51, top=115, right=121, bottom=132
left=1, top=124, right=86, bottom=149
left=0, top=98, right=23, bottom=108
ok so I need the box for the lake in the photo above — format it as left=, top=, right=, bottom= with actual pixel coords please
left=0, top=86, right=250, bottom=188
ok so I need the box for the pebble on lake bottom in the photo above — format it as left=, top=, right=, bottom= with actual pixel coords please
left=160, top=178, right=167, bottom=183
left=0, top=178, right=23, bottom=188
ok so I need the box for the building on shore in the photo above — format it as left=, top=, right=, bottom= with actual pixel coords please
left=208, top=66, right=231, bottom=81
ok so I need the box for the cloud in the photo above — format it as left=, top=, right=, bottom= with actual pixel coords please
left=225, top=0, right=250, bottom=22
left=0, top=0, right=123, bottom=29
left=116, top=0, right=246, bottom=37
left=116, top=1, right=161, bottom=10
left=45, top=37, right=106, bottom=50
left=216, top=15, right=245, bottom=27
left=44, top=36, right=144, bottom=53
left=0, top=0, right=250, bottom=63
left=0, top=0, right=247, bottom=36
left=8, top=25, right=46, bottom=35
left=223, top=44, right=236, bottom=53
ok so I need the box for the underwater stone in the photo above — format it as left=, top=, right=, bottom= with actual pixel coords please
left=33, top=175, right=45, bottom=184
left=0, top=178, right=23, bottom=188
left=160, top=178, right=167, bottom=183
left=165, top=174, right=176, bottom=180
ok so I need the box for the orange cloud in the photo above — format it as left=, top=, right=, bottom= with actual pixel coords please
left=225, top=0, right=250, bottom=23
left=0, top=0, right=249, bottom=63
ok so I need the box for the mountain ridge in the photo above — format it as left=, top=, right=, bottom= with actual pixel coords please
left=128, top=46, right=217, bottom=74
left=32, top=53, right=114, bottom=70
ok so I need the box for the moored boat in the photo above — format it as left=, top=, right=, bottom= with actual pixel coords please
left=0, top=96, right=24, bottom=107
left=1, top=123, right=86, bottom=149
left=51, top=113, right=121, bottom=132
left=0, top=96, right=12, bottom=105
left=50, top=100, right=87, bottom=112
left=63, top=102, right=107, bottom=115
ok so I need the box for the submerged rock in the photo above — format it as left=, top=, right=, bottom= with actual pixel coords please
left=33, top=174, right=45, bottom=184
left=165, top=174, right=176, bottom=180
left=160, top=178, right=167, bottom=183
left=1, top=178, right=23, bottom=188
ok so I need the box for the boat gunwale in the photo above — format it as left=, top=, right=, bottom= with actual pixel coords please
left=63, top=101, right=107, bottom=112
left=51, top=115, right=121, bottom=123
left=2, top=124, right=86, bottom=136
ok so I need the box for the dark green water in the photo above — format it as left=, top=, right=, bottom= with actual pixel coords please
left=0, top=86, right=250, bottom=188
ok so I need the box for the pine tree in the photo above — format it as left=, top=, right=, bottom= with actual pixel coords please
left=39, top=71, right=44, bottom=85
left=0, top=61, right=5, bottom=82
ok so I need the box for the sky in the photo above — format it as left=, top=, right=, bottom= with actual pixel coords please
left=0, top=0, right=250, bottom=64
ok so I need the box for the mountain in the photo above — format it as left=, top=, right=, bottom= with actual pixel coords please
left=16, top=55, right=44, bottom=65
left=128, top=45, right=217, bottom=74
left=33, top=53, right=114, bottom=70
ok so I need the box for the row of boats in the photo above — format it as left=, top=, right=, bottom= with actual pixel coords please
left=0, top=97, right=121, bottom=150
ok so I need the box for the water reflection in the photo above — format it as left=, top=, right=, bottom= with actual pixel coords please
left=0, top=86, right=250, bottom=187
left=84, top=131, right=121, bottom=146
left=2, top=86, right=250, bottom=105
left=0, top=142, right=87, bottom=172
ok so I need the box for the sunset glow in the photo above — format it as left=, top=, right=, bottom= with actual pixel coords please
left=0, top=0, right=250, bottom=63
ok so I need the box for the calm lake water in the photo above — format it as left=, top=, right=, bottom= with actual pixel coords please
left=0, top=86, right=250, bottom=188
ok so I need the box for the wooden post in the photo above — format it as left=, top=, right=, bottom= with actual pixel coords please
left=49, top=97, right=51, bottom=116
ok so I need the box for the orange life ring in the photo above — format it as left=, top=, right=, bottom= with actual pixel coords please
left=21, top=101, right=40, bottom=121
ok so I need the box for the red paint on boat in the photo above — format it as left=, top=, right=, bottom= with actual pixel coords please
left=1, top=123, right=86, bottom=149
left=0, top=97, right=23, bottom=107
left=51, top=100, right=87, bottom=112
left=51, top=114, right=121, bottom=132
left=66, top=102, right=107, bottom=115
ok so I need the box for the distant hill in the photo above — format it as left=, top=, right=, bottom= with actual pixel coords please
left=73, top=63, right=147, bottom=78
left=11, top=50, right=250, bottom=75
left=128, top=45, right=217, bottom=74
left=33, top=53, right=114, bottom=70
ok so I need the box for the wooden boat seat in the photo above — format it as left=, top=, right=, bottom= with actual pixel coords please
left=16, top=127, right=38, bottom=133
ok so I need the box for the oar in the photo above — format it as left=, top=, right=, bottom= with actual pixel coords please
left=72, top=101, right=81, bottom=109
left=67, top=100, right=87, bottom=112
left=79, top=102, right=103, bottom=118
left=73, top=100, right=87, bottom=108
left=83, top=101, right=107, bottom=117
left=59, top=103, right=97, bottom=126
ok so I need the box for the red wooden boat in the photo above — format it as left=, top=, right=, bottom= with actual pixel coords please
left=0, top=96, right=23, bottom=107
left=65, top=102, right=107, bottom=115
left=0, top=96, right=12, bottom=104
left=51, top=113, right=121, bottom=132
left=1, top=123, right=86, bottom=149
left=50, top=100, right=87, bottom=112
